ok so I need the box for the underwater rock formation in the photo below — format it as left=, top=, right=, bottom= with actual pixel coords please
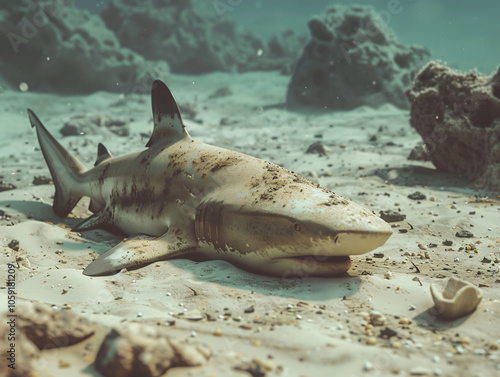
left=287, top=5, right=430, bottom=110
left=1, top=316, right=41, bottom=377
left=102, top=0, right=304, bottom=74
left=406, top=62, right=500, bottom=190
left=95, top=322, right=211, bottom=377
left=17, top=301, right=96, bottom=349
left=0, top=0, right=169, bottom=93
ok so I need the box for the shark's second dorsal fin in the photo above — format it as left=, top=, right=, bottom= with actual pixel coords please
left=146, top=80, right=190, bottom=148
left=94, top=143, right=113, bottom=166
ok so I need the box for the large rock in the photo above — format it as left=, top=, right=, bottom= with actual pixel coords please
left=94, top=322, right=211, bottom=377
left=102, top=0, right=303, bottom=74
left=406, top=62, right=500, bottom=190
left=287, top=5, right=430, bottom=110
left=0, top=312, right=41, bottom=377
left=17, top=301, right=96, bottom=349
left=0, top=0, right=169, bottom=93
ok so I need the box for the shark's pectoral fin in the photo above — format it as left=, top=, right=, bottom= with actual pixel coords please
left=72, top=208, right=112, bottom=232
left=83, top=226, right=198, bottom=276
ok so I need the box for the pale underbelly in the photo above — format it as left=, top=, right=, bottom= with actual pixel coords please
left=110, top=204, right=177, bottom=236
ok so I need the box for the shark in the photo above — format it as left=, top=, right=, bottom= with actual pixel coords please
left=28, top=80, right=392, bottom=278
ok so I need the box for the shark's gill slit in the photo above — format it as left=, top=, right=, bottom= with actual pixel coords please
left=195, top=200, right=223, bottom=250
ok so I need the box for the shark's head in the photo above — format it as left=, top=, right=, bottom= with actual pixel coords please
left=196, top=169, right=392, bottom=278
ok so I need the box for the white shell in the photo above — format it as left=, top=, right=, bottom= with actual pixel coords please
left=430, top=277, right=483, bottom=320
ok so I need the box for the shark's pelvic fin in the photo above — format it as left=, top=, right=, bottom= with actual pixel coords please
left=72, top=208, right=112, bottom=232
left=146, top=80, right=191, bottom=148
left=28, top=109, right=87, bottom=217
left=83, top=225, right=198, bottom=276
left=94, top=143, right=113, bottom=166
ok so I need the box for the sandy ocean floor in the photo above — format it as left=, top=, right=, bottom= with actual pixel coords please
left=1, top=71, right=499, bottom=377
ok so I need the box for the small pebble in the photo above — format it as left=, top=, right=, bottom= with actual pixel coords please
left=137, top=312, right=143, bottom=317
left=363, top=361, right=374, bottom=371
left=213, top=328, right=223, bottom=336
left=456, top=230, right=474, bottom=238
left=408, top=191, right=426, bottom=200
left=410, top=366, right=431, bottom=375
left=7, top=240, right=19, bottom=251
left=190, top=331, right=197, bottom=337
left=399, top=318, right=411, bottom=325
left=380, top=210, right=406, bottom=222
left=366, top=337, right=377, bottom=345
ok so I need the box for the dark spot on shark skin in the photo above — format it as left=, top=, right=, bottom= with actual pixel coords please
left=157, top=178, right=171, bottom=215
left=210, top=160, right=231, bottom=172
left=98, top=163, right=110, bottom=186
left=140, top=155, right=150, bottom=166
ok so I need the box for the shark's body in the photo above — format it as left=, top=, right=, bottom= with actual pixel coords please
left=28, top=80, right=392, bottom=277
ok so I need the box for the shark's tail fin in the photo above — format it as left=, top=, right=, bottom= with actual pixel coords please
left=28, top=109, right=88, bottom=217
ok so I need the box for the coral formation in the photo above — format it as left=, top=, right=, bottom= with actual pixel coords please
left=102, top=0, right=304, bottom=74
left=287, top=5, right=430, bottom=110
left=406, top=62, right=500, bottom=190
left=0, top=0, right=169, bottom=93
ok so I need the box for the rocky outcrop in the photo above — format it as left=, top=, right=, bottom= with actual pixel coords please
left=95, top=322, right=212, bottom=377
left=1, top=301, right=212, bottom=377
left=287, top=5, right=430, bottom=110
left=17, top=302, right=96, bottom=349
left=0, top=318, right=41, bottom=377
left=0, top=0, right=169, bottom=94
left=406, top=62, right=500, bottom=190
left=102, top=0, right=304, bottom=74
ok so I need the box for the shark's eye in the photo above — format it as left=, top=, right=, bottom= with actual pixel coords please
left=293, top=223, right=302, bottom=232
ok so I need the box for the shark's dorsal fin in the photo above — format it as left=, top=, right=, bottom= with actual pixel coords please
left=146, top=80, right=190, bottom=148
left=94, top=143, right=113, bottom=166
